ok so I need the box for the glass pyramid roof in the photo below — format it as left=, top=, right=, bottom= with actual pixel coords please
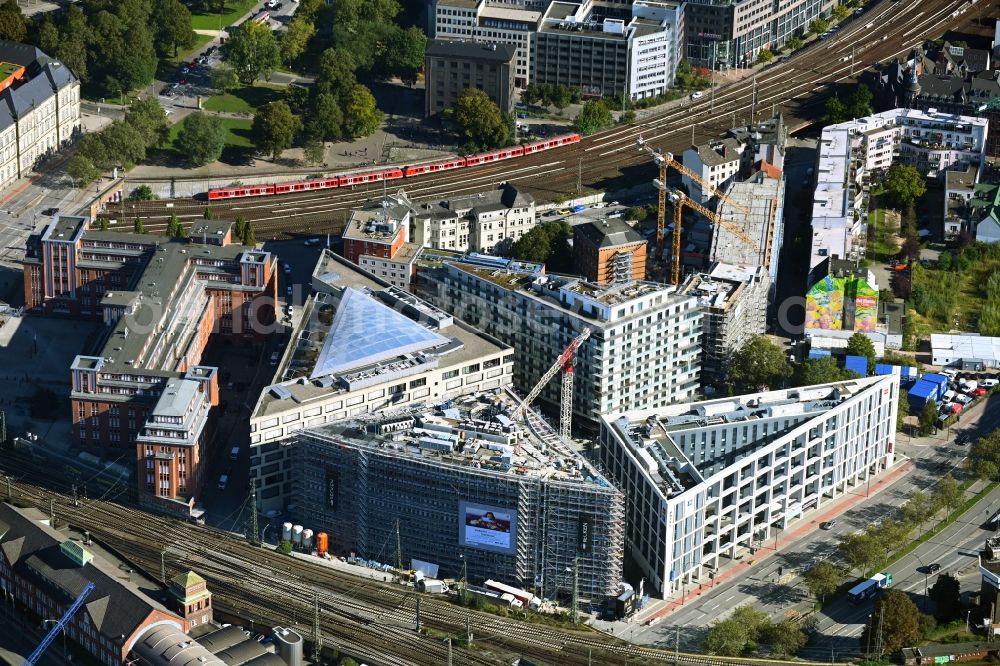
left=311, top=287, right=450, bottom=379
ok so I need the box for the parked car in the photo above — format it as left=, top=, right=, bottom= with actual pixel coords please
left=920, top=563, right=941, bottom=574
left=820, top=521, right=837, bottom=530
left=41, top=207, right=59, bottom=216
left=283, top=262, right=291, bottom=274
left=983, top=378, right=999, bottom=388
left=556, top=208, right=571, bottom=215
left=218, top=474, right=229, bottom=490
left=230, top=446, right=240, bottom=460
left=956, top=394, right=972, bottom=405
left=269, top=351, right=280, bottom=366
left=179, top=77, right=188, bottom=85
left=690, top=91, right=704, bottom=100
left=180, top=66, right=189, bottom=75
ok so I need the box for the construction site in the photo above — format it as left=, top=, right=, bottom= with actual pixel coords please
left=286, top=388, right=625, bottom=602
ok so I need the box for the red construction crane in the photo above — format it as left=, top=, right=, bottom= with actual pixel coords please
left=510, top=327, right=592, bottom=439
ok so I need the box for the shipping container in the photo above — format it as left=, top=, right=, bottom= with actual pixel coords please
left=908, top=380, right=938, bottom=410
left=844, top=355, right=869, bottom=377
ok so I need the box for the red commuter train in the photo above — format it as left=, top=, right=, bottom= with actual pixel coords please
left=207, top=133, right=581, bottom=201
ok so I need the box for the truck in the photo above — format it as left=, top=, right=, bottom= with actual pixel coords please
left=847, top=572, right=892, bottom=603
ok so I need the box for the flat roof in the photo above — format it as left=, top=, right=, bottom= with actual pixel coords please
left=304, top=388, right=612, bottom=486
left=712, top=172, right=783, bottom=270
left=426, top=39, right=517, bottom=62
left=931, top=333, right=1000, bottom=361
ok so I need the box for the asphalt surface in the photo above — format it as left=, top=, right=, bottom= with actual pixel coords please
left=109, top=0, right=974, bottom=238
left=630, top=391, right=1000, bottom=658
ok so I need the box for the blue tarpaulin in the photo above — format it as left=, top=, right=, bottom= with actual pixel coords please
left=844, top=355, right=869, bottom=377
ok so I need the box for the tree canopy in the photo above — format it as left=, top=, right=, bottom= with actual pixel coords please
left=0, top=0, right=26, bottom=43
left=929, top=573, right=961, bottom=622
left=727, top=336, right=792, bottom=391
left=860, top=589, right=920, bottom=657
left=152, top=0, right=196, bottom=57
left=306, top=92, right=344, bottom=142
left=280, top=15, right=316, bottom=66
left=174, top=112, right=226, bottom=167
left=510, top=221, right=573, bottom=271
left=968, top=429, right=1000, bottom=480
left=224, top=20, right=281, bottom=84
left=803, top=561, right=841, bottom=602
left=251, top=101, right=302, bottom=159
left=343, top=84, right=383, bottom=139
left=793, top=356, right=858, bottom=387
left=573, top=100, right=614, bottom=136
left=704, top=605, right=809, bottom=658
left=885, top=164, right=927, bottom=209
left=453, top=89, right=511, bottom=151
left=846, top=332, right=876, bottom=372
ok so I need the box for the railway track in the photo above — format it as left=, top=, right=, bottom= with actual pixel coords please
left=107, top=0, right=971, bottom=239
left=0, top=454, right=835, bottom=666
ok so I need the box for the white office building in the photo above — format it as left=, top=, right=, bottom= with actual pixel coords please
left=249, top=252, right=513, bottom=510
left=599, top=374, right=900, bottom=597
left=422, top=254, right=702, bottom=429
left=812, top=108, right=988, bottom=271
left=411, top=183, right=536, bottom=254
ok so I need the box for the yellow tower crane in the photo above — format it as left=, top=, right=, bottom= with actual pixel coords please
left=636, top=137, right=754, bottom=285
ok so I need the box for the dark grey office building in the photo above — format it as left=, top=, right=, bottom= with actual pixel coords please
left=424, top=39, right=516, bottom=117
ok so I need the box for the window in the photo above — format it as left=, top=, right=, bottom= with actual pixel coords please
left=442, top=369, right=459, bottom=379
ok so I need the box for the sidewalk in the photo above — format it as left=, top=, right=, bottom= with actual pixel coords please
left=637, top=457, right=916, bottom=625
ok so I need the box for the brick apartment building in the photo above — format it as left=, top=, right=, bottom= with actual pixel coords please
left=0, top=503, right=191, bottom=664
left=342, top=195, right=421, bottom=289
left=22, top=216, right=278, bottom=516
left=573, top=218, right=647, bottom=283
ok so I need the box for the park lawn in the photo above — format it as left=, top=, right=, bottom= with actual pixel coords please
left=191, top=0, right=258, bottom=31
left=202, top=85, right=283, bottom=114
left=167, top=117, right=254, bottom=150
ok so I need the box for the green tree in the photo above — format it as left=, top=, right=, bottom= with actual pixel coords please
left=832, top=4, right=850, bottom=19
left=573, top=100, right=614, bottom=136
left=803, top=561, right=841, bottom=602
left=860, top=589, right=920, bottom=657
left=511, top=225, right=552, bottom=262
left=897, top=389, right=909, bottom=432
left=166, top=214, right=183, bottom=238
left=317, top=47, right=358, bottom=98
left=675, top=60, right=696, bottom=88
left=174, top=112, right=226, bottom=167
left=203, top=208, right=215, bottom=220
left=705, top=605, right=769, bottom=656
left=97, top=217, right=110, bottom=231
left=968, top=430, right=1000, bottom=480
left=282, top=85, right=310, bottom=113
left=306, top=92, right=344, bottom=142
left=793, top=356, right=854, bottom=386
left=552, top=85, right=573, bottom=110
left=51, top=6, right=89, bottom=84
left=786, top=35, right=804, bottom=51
left=251, top=101, right=303, bottom=159
left=211, top=65, right=241, bottom=94
left=932, top=474, right=962, bottom=512
left=0, top=0, right=27, bottom=43
left=809, top=18, right=830, bottom=34
left=453, top=89, right=510, bottom=150
left=625, top=206, right=647, bottom=222
left=133, top=217, right=146, bottom=234
left=902, top=490, right=935, bottom=526
left=242, top=223, right=256, bottom=247
left=885, top=164, right=927, bottom=209
left=756, top=49, right=774, bottom=64
left=929, top=573, right=962, bottom=622
left=303, top=138, right=325, bottom=166
left=223, top=20, right=281, bottom=84
left=728, top=335, right=792, bottom=390
left=918, top=401, right=938, bottom=436
left=66, top=155, right=100, bottom=186
left=280, top=15, right=316, bottom=66
left=233, top=216, right=248, bottom=242
left=343, top=84, right=383, bottom=139
left=763, top=619, right=808, bottom=658
left=127, top=185, right=157, bottom=201
left=152, top=0, right=196, bottom=57
left=847, top=332, right=876, bottom=373
left=621, top=109, right=637, bottom=124
left=383, top=25, right=426, bottom=85
left=848, top=84, right=874, bottom=119
left=825, top=96, right=849, bottom=124
left=839, top=530, right=883, bottom=574
left=277, top=539, right=293, bottom=554
left=87, top=4, right=159, bottom=97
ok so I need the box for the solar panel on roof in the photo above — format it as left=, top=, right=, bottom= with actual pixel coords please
left=310, top=287, right=450, bottom=379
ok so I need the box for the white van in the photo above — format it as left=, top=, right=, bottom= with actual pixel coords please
left=941, top=390, right=956, bottom=403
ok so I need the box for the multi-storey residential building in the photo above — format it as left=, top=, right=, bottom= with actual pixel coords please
left=683, top=113, right=787, bottom=203
left=343, top=195, right=421, bottom=289
left=250, top=251, right=513, bottom=511
left=425, top=39, right=516, bottom=116
left=533, top=0, right=683, bottom=100
left=433, top=0, right=542, bottom=87
left=685, top=0, right=833, bottom=69
left=680, top=262, right=769, bottom=383
left=812, top=108, right=988, bottom=271
left=0, top=41, right=80, bottom=191
left=287, top=393, right=625, bottom=602
left=0, top=503, right=194, bottom=663
left=22, top=216, right=277, bottom=516
left=573, top=218, right=647, bottom=283
left=422, top=254, right=702, bottom=429
left=410, top=183, right=536, bottom=253
left=599, top=374, right=899, bottom=597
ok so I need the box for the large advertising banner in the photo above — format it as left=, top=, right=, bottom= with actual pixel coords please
left=325, top=467, right=339, bottom=510
left=854, top=280, right=878, bottom=332
left=805, top=274, right=845, bottom=330
left=458, top=502, right=517, bottom=554
left=577, top=513, right=594, bottom=554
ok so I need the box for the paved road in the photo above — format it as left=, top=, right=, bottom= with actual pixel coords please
left=629, top=391, right=1000, bottom=657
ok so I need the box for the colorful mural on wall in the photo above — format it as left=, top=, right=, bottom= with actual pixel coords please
left=805, top=273, right=878, bottom=332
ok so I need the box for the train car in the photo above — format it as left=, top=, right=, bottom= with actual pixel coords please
left=274, top=176, right=339, bottom=195
left=464, top=146, right=525, bottom=167
left=338, top=167, right=404, bottom=187
left=207, top=184, right=275, bottom=200
left=403, top=157, right=467, bottom=177
left=521, top=133, right=581, bottom=155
